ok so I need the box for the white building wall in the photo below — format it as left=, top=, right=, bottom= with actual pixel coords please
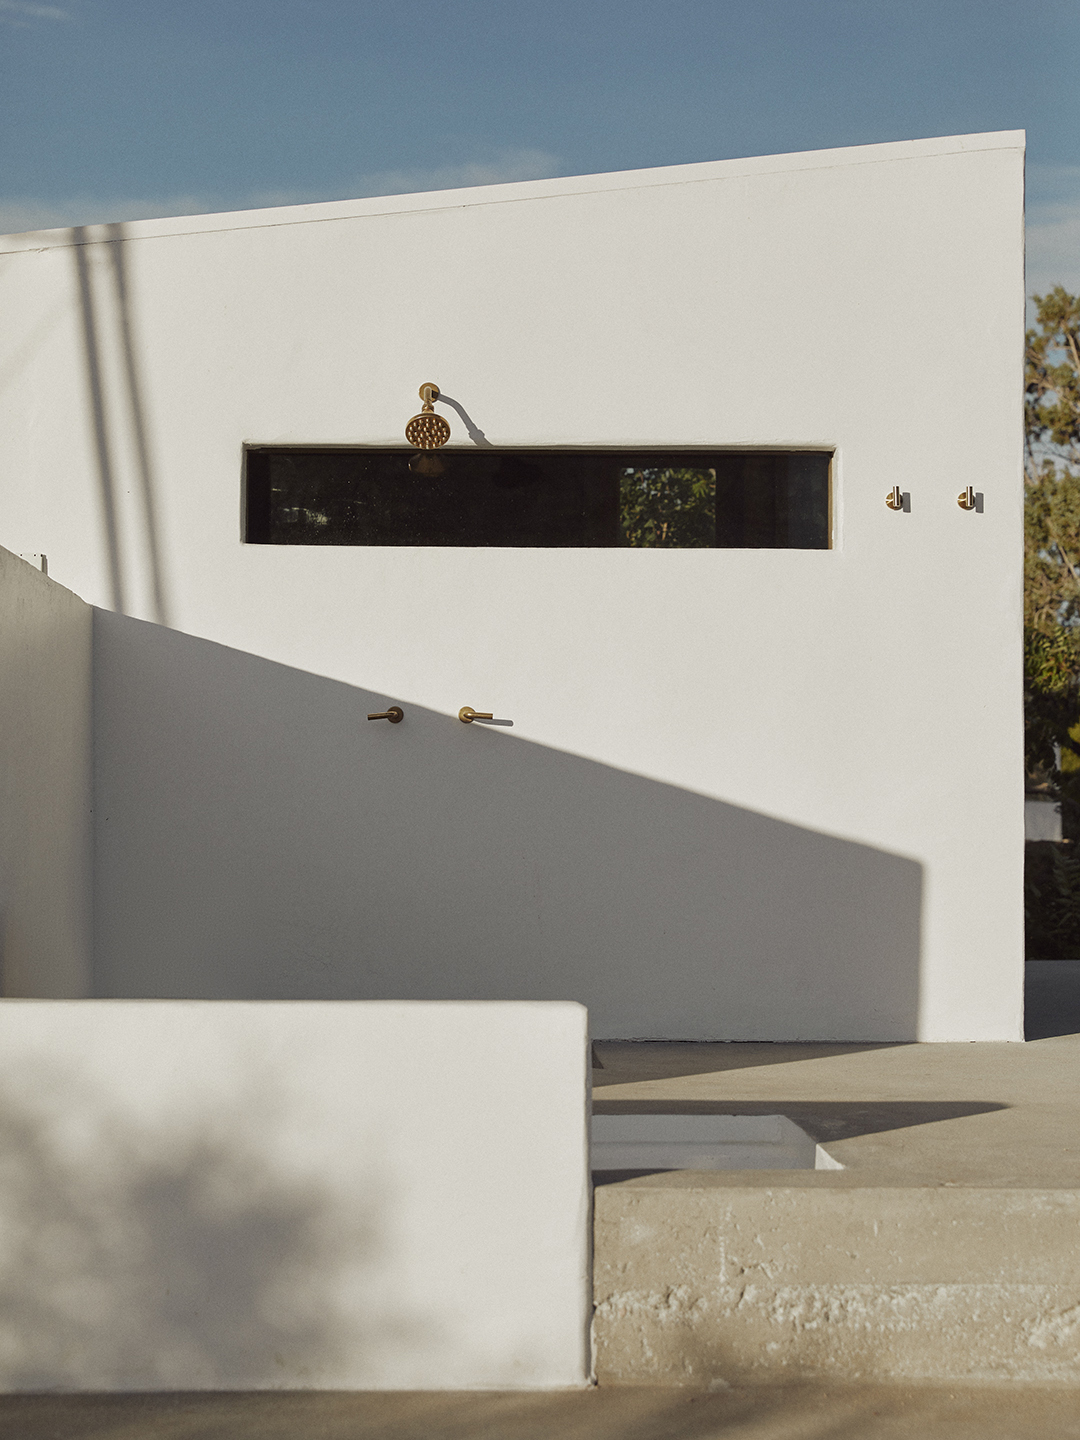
left=0, top=999, right=591, bottom=1390
left=0, top=132, right=1026, bottom=1039
left=0, top=548, right=92, bottom=997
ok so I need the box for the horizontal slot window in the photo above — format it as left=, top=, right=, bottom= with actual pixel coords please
left=244, top=449, right=831, bottom=549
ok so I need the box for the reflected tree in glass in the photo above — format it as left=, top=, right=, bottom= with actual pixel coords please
left=619, top=467, right=715, bottom=547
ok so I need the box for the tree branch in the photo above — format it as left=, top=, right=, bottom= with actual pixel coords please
left=1046, top=521, right=1080, bottom=592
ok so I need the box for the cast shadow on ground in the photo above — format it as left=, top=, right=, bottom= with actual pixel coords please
left=589, top=1098, right=1008, bottom=1144
left=84, top=612, right=924, bottom=1042
left=1, top=1380, right=1074, bottom=1440
left=590, top=1097, right=1009, bottom=1184
left=591, top=1040, right=900, bottom=1079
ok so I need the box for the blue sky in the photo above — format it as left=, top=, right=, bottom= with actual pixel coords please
left=2, top=0, right=1078, bottom=294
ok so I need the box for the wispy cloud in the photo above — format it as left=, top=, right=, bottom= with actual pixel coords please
left=1028, top=204, right=1080, bottom=299
left=0, top=150, right=564, bottom=237
left=0, top=0, right=72, bottom=25
left=247, top=150, right=563, bottom=210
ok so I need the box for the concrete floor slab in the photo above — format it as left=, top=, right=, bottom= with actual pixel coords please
left=592, top=1030, right=1080, bottom=1188
left=1, top=1385, right=1078, bottom=1439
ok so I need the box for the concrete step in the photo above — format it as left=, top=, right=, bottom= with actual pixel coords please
left=591, top=1037, right=1080, bottom=1387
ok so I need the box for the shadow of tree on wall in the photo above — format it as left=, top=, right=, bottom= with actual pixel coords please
left=0, top=1065, right=417, bottom=1390
left=89, top=612, right=924, bottom=1041
left=70, top=225, right=170, bottom=624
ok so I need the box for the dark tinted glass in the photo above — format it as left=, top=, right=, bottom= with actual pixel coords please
left=244, top=449, right=830, bottom=548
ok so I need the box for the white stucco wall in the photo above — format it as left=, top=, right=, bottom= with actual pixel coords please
left=0, top=548, right=92, bottom=997
left=0, top=132, right=1026, bottom=1039
left=0, top=999, right=591, bottom=1390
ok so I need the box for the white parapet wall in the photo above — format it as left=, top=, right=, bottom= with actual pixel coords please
left=0, top=548, right=92, bottom=998
left=0, top=999, right=591, bottom=1391
left=0, top=132, right=1026, bottom=1039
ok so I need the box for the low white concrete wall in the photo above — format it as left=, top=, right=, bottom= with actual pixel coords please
left=0, top=999, right=591, bottom=1390
left=0, top=548, right=91, bottom=997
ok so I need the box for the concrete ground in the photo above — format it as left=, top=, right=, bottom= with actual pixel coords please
left=592, top=1029, right=1080, bottom=1192
left=1, top=1385, right=1079, bottom=1440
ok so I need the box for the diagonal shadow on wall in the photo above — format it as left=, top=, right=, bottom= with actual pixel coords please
left=89, top=612, right=923, bottom=1042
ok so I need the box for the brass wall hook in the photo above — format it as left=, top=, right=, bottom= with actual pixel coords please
left=958, top=486, right=978, bottom=511
left=405, top=383, right=451, bottom=451
left=459, top=706, right=494, bottom=723
left=367, top=706, right=404, bottom=723
left=885, top=486, right=904, bottom=511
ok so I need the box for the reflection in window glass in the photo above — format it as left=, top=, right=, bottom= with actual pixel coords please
left=245, top=450, right=830, bottom=549
left=714, top=453, right=831, bottom=549
left=619, top=468, right=716, bottom=547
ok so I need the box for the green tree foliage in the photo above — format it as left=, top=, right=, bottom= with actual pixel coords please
left=1024, top=289, right=1080, bottom=955
left=1024, top=287, right=1080, bottom=787
left=1026, top=840, right=1080, bottom=959
left=619, top=467, right=715, bottom=547
left=1024, top=626, right=1080, bottom=777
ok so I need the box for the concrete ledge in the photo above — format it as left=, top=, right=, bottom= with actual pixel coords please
left=594, top=1186, right=1080, bottom=1384
left=592, top=1037, right=1080, bottom=1385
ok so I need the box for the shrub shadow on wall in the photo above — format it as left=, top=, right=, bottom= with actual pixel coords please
left=89, top=613, right=923, bottom=1041
left=0, top=1064, right=418, bottom=1390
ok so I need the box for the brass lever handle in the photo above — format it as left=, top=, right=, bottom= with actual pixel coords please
left=368, top=707, right=404, bottom=723
left=459, top=706, right=493, bottom=723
